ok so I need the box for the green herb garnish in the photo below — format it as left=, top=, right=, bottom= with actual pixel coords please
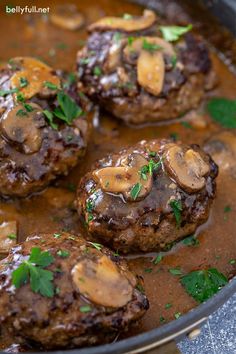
left=80, top=305, right=92, bottom=313
left=7, top=233, right=17, bottom=240
left=142, top=39, right=162, bottom=53
left=54, top=91, right=83, bottom=124
left=181, top=268, right=228, bottom=303
left=88, top=242, right=103, bottom=251
left=165, top=303, right=172, bottom=309
left=174, top=312, right=182, bottom=319
left=43, top=109, right=58, bottom=130
left=169, top=199, right=182, bottom=228
left=16, top=109, right=28, bottom=117
left=19, top=77, right=28, bottom=88
left=12, top=247, right=55, bottom=298
left=139, top=158, right=162, bottom=180
left=53, top=233, right=61, bottom=239
left=169, top=267, right=182, bottom=276
left=93, top=66, right=102, bottom=77
left=160, top=24, right=193, bottom=42
left=153, top=254, right=162, bottom=264
left=182, top=235, right=199, bottom=247
left=207, top=98, right=236, bottom=128
left=130, top=182, right=142, bottom=200
left=114, top=32, right=122, bottom=43
left=57, top=250, right=70, bottom=258
left=44, top=81, right=58, bottom=90
left=123, top=13, right=133, bottom=20
left=0, top=88, right=18, bottom=96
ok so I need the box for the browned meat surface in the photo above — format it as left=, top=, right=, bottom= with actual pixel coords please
left=0, top=232, right=148, bottom=349
left=76, top=10, right=216, bottom=124
left=76, top=139, right=218, bottom=253
left=0, top=57, right=89, bottom=197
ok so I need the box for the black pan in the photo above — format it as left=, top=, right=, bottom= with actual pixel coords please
left=1, top=1, right=236, bottom=353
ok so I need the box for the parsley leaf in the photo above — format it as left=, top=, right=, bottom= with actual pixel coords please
left=182, top=235, right=199, bottom=247
left=54, top=91, right=83, bottom=124
left=160, top=24, right=193, bottom=42
left=12, top=247, right=55, bottom=298
left=80, top=305, right=92, bottom=313
left=142, top=39, right=162, bottom=53
left=93, top=66, right=102, bottom=77
left=88, top=242, right=103, bottom=251
left=207, top=98, right=236, bottom=128
left=19, top=77, right=29, bottom=88
left=181, top=268, right=228, bottom=303
left=139, top=158, right=162, bottom=180
left=44, top=81, right=58, bottom=90
left=130, top=182, right=142, bottom=200
left=43, top=109, right=58, bottom=130
left=57, top=250, right=70, bottom=258
left=169, top=267, right=182, bottom=276
left=0, top=88, right=19, bottom=96
left=169, top=199, right=182, bottom=228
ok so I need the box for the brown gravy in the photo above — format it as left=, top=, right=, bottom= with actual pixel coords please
left=0, top=0, right=236, bottom=350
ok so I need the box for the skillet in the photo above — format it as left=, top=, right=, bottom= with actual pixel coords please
left=0, top=0, right=235, bottom=353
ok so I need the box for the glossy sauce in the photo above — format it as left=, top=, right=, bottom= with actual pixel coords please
left=0, top=0, right=236, bottom=350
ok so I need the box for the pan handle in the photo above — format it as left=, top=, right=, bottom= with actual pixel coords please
left=143, top=341, right=181, bottom=354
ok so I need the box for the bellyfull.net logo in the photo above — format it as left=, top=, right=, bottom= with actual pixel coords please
left=6, top=5, right=50, bottom=14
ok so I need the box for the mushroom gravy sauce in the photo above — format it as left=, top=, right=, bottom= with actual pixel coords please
left=0, top=0, right=236, bottom=350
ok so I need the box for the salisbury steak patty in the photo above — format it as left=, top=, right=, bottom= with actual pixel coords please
left=0, top=57, right=88, bottom=197
left=77, top=139, right=218, bottom=253
left=76, top=10, right=216, bottom=124
left=0, top=232, right=148, bottom=349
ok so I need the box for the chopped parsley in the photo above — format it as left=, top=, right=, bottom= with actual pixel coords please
left=144, top=268, right=153, bottom=273
left=207, top=98, right=236, bottom=128
left=127, top=36, right=135, bottom=46
left=53, top=233, right=61, bottom=239
left=80, top=58, right=91, bottom=65
left=130, top=182, right=142, bottom=200
left=229, top=259, right=236, bottom=265
left=169, top=199, right=182, bottom=228
left=44, top=81, right=58, bottom=90
left=165, top=303, right=172, bottom=309
left=12, top=247, right=55, bottom=298
left=171, top=54, right=177, bottom=68
left=142, top=39, right=162, bottom=53
left=0, top=88, right=19, bottom=96
left=169, top=267, right=182, bottom=276
left=80, top=305, right=92, bottom=313
left=224, top=205, right=232, bottom=220
left=19, top=77, right=29, bottom=88
left=57, top=250, right=70, bottom=258
left=181, top=121, right=192, bottom=129
left=16, top=109, right=28, bottom=117
left=160, top=315, right=166, bottom=323
left=43, top=91, right=83, bottom=129
left=182, top=235, right=200, bottom=247
left=174, top=312, right=182, bottom=319
left=114, top=32, right=122, bottom=43
left=88, top=242, right=103, bottom=251
left=153, top=254, right=163, bottom=264
left=93, top=66, right=102, bottom=77
left=139, top=158, right=162, bottom=180
left=7, top=233, right=17, bottom=240
left=181, top=268, right=228, bottom=303
left=160, top=24, right=193, bottom=42
left=123, top=13, right=133, bottom=20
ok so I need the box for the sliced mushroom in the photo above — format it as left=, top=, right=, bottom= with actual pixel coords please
left=72, top=253, right=133, bottom=307
left=10, top=57, right=60, bottom=100
left=0, top=221, right=17, bottom=254
left=104, top=40, right=124, bottom=73
left=50, top=4, right=84, bottom=31
left=88, top=9, right=156, bottom=33
left=164, top=144, right=210, bottom=193
left=93, top=153, right=152, bottom=201
left=123, top=37, right=174, bottom=96
left=0, top=103, right=44, bottom=154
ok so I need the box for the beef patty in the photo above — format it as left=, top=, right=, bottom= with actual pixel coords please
left=0, top=57, right=89, bottom=197
left=76, top=10, right=216, bottom=124
left=76, top=139, right=218, bottom=253
left=0, top=232, right=148, bottom=349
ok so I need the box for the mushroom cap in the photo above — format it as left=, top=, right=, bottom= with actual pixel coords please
left=72, top=251, right=134, bottom=308
left=93, top=153, right=153, bottom=201
left=88, top=9, right=156, bottom=33
left=0, top=103, right=44, bottom=154
left=123, top=37, right=175, bottom=96
left=50, top=4, right=84, bottom=31
left=164, top=143, right=210, bottom=193
left=10, top=57, right=60, bottom=100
